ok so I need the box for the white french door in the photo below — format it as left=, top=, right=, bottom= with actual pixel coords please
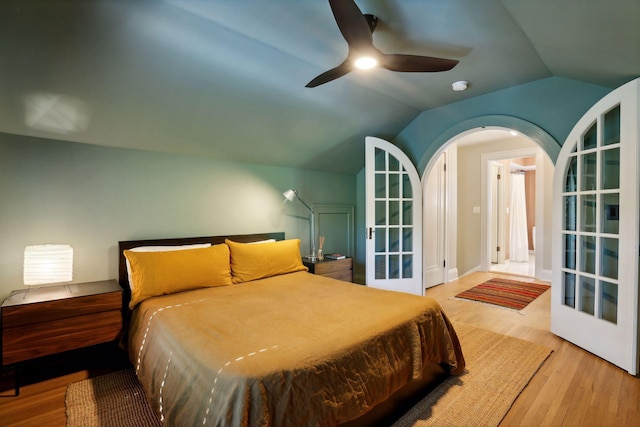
left=551, top=78, right=639, bottom=374
left=365, top=136, right=423, bottom=295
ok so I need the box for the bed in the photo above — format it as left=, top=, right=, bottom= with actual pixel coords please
left=118, top=232, right=465, bottom=426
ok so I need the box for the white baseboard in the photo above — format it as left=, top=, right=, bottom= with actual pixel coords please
left=458, top=265, right=482, bottom=279
left=447, top=268, right=459, bottom=282
left=539, top=269, right=552, bottom=282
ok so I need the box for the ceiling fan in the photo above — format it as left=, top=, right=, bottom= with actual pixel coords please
left=306, top=0, right=459, bottom=88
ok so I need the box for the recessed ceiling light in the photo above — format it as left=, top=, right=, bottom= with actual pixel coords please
left=452, top=80, right=468, bottom=91
left=354, top=57, right=378, bottom=70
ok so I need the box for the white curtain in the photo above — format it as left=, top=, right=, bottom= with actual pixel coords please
left=509, top=172, right=530, bottom=262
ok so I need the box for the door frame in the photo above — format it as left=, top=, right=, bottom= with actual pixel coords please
left=480, top=146, right=548, bottom=279
left=490, top=161, right=506, bottom=265
left=422, top=151, right=447, bottom=288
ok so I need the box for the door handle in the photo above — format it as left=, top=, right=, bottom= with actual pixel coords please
left=368, top=227, right=374, bottom=239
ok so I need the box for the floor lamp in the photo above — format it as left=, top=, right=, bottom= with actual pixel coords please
left=283, top=189, right=317, bottom=261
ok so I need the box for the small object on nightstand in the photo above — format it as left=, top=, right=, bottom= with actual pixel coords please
left=318, top=236, right=325, bottom=261
left=325, top=253, right=345, bottom=260
left=23, top=244, right=74, bottom=297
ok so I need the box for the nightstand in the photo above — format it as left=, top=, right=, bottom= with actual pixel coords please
left=304, top=257, right=353, bottom=282
left=1, top=280, right=123, bottom=394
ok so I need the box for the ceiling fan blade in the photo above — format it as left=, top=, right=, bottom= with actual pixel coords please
left=305, top=61, right=352, bottom=88
left=381, top=54, right=459, bottom=72
left=329, top=0, right=373, bottom=50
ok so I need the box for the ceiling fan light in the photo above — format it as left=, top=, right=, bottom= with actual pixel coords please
left=354, top=57, right=378, bottom=70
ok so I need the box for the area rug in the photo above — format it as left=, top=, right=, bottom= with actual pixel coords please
left=455, top=278, right=550, bottom=310
left=65, top=369, right=161, bottom=427
left=392, top=322, right=552, bottom=427
left=66, top=323, right=551, bottom=427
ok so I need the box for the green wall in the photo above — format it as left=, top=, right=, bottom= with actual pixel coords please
left=354, top=77, right=613, bottom=280
left=0, top=133, right=356, bottom=300
left=396, top=77, right=611, bottom=174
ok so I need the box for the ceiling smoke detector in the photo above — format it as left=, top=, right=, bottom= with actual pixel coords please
left=452, top=80, right=468, bottom=91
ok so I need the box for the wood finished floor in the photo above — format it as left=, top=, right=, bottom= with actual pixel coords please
left=0, top=272, right=639, bottom=426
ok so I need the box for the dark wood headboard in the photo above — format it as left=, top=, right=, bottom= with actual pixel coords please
left=118, top=232, right=285, bottom=289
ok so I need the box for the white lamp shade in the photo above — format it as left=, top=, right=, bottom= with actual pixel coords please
left=23, top=244, right=73, bottom=286
left=283, top=189, right=297, bottom=202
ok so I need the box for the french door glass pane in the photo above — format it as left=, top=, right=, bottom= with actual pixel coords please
left=375, top=201, right=386, bottom=225
left=402, top=255, right=413, bottom=278
left=402, top=201, right=413, bottom=225
left=389, top=255, right=399, bottom=279
left=375, top=227, right=386, bottom=252
left=375, top=148, right=386, bottom=171
left=375, top=255, right=386, bottom=279
left=375, top=174, right=386, bottom=198
left=389, top=174, right=400, bottom=198
left=601, top=193, right=619, bottom=234
left=565, top=156, right=578, bottom=192
left=582, top=122, right=597, bottom=150
left=600, top=237, right=619, bottom=279
left=580, top=236, right=596, bottom=274
left=564, top=234, right=576, bottom=269
left=564, top=196, right=577, bottom=231
left=389, top=201, right=400, bottom=225
left=602, top=148, right=620, bottom=190
left=402, top=174, right=412, bottom=198
left=388, top=155, right=399, bottom=172
left=603, top=105, right=620, bottom=146
left=564, top=272, right=576, bottom=308
left=402, top=228, right=412, bottom=252
left=389, top=228, right=400, bottom=252
left=601, top=281, right=618, bottom=323
left=580, top=277, right=595, bottom=315
left=580, top=195, right=596, bottom=232
left=581, top=152, right=597, bottom=191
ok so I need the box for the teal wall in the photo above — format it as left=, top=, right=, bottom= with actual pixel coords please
left=396, top=77, right=611, bottom=174
left=354, top=77, right=612, bottom=279
left=0, top=133, right=356, bottom=300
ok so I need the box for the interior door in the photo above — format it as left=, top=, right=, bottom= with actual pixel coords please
left=365, top=136, right=423, bottom=295
left=424, top=152, right=445, bottom=288
left=551, top=78, right=639, bottom=374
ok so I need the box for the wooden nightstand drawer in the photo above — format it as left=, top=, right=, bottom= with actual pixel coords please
left=304, top=258, right=353, bottom=282
left=2, top=292, right=122, bottom=328
left=2, top=310, right=122, bottom=365
left=1, top=280, right=123, bottom=366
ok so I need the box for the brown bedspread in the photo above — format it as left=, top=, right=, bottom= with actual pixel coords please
left=128, top=271, right=464, bottom=426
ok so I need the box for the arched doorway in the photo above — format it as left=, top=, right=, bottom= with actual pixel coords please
left=421, top=116, right=559, bottom=285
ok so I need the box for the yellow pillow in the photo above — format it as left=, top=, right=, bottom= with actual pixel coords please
left=226, top=238, right=308, bottom=283
left=124, top=244, right=232, bottom=309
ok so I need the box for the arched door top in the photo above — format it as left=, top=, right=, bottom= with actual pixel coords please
left=418, top=115, right=560, bottom=176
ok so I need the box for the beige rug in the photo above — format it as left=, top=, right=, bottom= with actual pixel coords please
left=66, top=323, right=550, bottom=427
left=392, top=323, right=552, bottom=427
left=66, top=369, right=161, bottom=427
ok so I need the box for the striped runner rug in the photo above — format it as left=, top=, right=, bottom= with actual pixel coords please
left=455, top=278, right=549, bottom=310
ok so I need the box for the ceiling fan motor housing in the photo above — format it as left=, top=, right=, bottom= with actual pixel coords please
left=364, top=14, right=378, bottom=33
